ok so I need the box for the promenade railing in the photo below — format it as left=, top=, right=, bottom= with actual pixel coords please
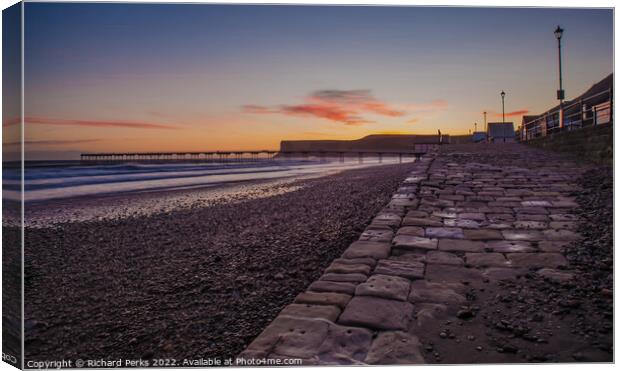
left=522, top=87, right=613, bottom=141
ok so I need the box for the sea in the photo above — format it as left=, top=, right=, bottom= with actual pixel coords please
left=3, top=156, right=413, bottom=203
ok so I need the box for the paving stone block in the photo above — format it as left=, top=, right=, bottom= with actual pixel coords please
left=355, top=274, right=411, bottom=301
left=404, top=176, right=425, bottom=184
left=486, top=222, right=512, bottom=229
left=370, top=219, right=401, bottom=228
left=422, top=197, right=455, bottom=208
left=468, top=196, right=494, bottom=202
left=392, top=193, right=416, bottom=200
left=483, top=267, right=527, bottom=281
left=388, top=253, right=426, bottom=263
left=549, top=221, right=578, bottom=230
left=516, top=213, right=549, bottom=221
left=316, top=324, right=373, bottom=364
left=412, top=303, right=450, bottom=328
left=295, top=292, right=352, bottom=309
left=463, top=229, right=503, bottom=240
left=551, top=200, right=579, bottom=208
left=521, top=200, right=552, bottom=207
left=458, top=212, right=486, bottom=221
left=425, top=264, right=486, bottom=284
left=497, top=197, right=522, bottom=202
left=374, top=259, right=424, bottom=280
left=392, top=235, right=438, bottom=251
left=365, top=223, right=393, bottom=231
left=465, top=253, right=511, bottom=267
left=426, top=250, right=464, bottom=266
left=549, top=213, right=579, bottom=221
left=338, top=296, right=413, bottom=330
left=364, top=331, right=424, bottom=364
left=358, top=229, right=394, bottom=243
left=487, top=213, right=515, bottom=222
left=486, top=240, right=536, bottom=253
left=444, top=219, right=482, bottom=229
left=432, top=210, right=458, bottom=218
left=333, top=257, right=376, bottom=268
left=395, top=226, right=425, bottom=237
left=425, top=227, right=464, bottom=239
left=487, top=207, right=513, bottom=214
left=502, top=229, right=544, bottom=241
left=437, top=239, right=485, bottom=252
left=402, top=217, right=444, bottom=227
left=408, top=280, right=466, bottom=304
left=440, top=194, right=465, bottom=201
left=374, top=212, right=402, bottom=221
left=514, top=220, right=548, bottom=229
left=325, top=262, right=372, bottom=275
left=244, top=316, right=329, bottom=359
left=309, top=281, right=357, bottom=295
left=343, top=241, right=391, bottom=259
left=507, top=253, right=569, bottom=269
left=537, top=240, right=571, bottom=252
left=417, top=205, right=441, bottom=214
left=279, top=304, right=342, bottom=322
left=388, top=198, right=419, bottom=208
left=406, top=210, right=429, bottom=218
left=489, top=201, right=520, bottom=208
left=514, top=207, right=549, bottom=215
left=321, top=273, right=368, bottom=283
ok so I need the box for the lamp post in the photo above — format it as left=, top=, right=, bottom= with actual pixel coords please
left=554, top=25, right=565, bottom=130
left=483, top=111, right=488, bottom=143
left=500, top=91, right=506, bottom=123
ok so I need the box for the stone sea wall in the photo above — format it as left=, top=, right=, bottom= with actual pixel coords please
left=525, top=123, right=612, bottom=164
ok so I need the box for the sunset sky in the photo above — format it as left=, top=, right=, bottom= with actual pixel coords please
left=6, top=3, right=614, bottom=159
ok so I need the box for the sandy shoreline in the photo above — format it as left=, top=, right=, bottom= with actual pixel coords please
left=23, top=163, right=403, bottom=228
left=23, top=162, right=415, bottom=361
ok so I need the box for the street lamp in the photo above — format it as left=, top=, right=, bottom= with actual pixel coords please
left=555, top=25, right=565, bottom=130
left=500, top=91, right=506, bottom=123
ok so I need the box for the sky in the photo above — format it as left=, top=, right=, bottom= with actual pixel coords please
left=5, top=3, right=614, bottom=158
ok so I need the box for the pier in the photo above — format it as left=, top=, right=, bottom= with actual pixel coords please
left=80, top=147, right=438, bottom=163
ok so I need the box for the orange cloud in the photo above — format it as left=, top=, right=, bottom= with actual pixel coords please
left=244, top=89, right=407, bottom=126
left=2, top=117, right=21, bottom=127
left=4, top=116, right=178, bottom=130
left=4, top=139, right=103, bottom=146
left=489, top=109, right=529, bottom=118
left=406, top=118, right=420, bottom=124
left=280, top=104, right=372, bottom=126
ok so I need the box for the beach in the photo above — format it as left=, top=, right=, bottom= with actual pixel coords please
left=23, top=162, right=415, bottom=362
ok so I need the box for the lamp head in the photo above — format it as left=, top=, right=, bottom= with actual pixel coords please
left=554, top=25, right=564, bottom=40
left=501, top=90, right=506, bottom=98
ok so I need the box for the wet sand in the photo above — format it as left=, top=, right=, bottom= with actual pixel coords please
left=23, top=162, right=415, bottom=362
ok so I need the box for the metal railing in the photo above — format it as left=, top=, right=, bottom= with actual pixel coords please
left=521, top=87, right=613, bottom=141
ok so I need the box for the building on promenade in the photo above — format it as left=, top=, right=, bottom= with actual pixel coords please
left=472, top=131, right=487, bottom=143
left=521, top=73, right=613, bottom=141
left=487, top=122, right=516, bottom=143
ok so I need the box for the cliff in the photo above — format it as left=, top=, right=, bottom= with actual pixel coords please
left=280, top=134, right=446, bottom=153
